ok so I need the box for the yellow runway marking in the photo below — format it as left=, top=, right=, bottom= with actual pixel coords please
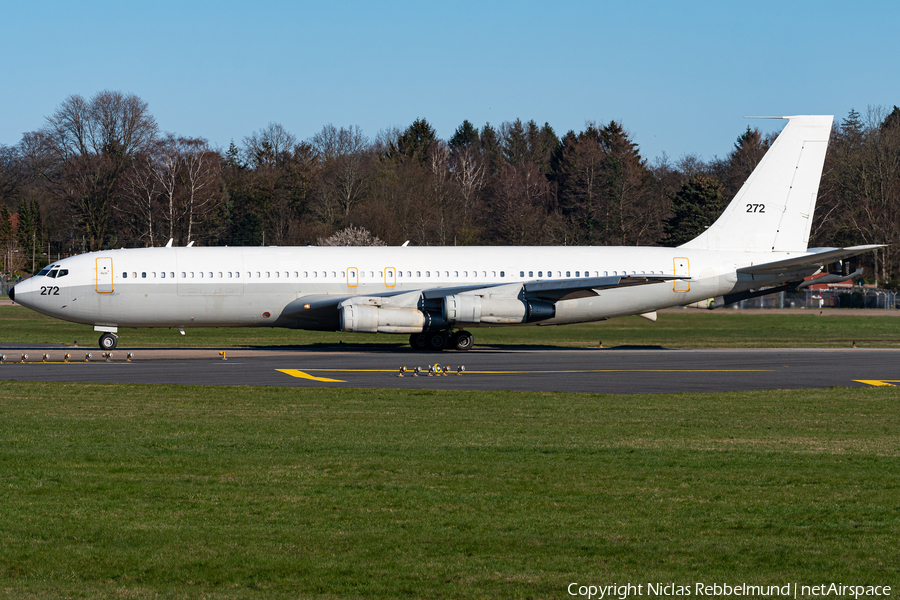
left=277, top=369, right=346, bottom=383
left=855, top=380, right=900, bottom=387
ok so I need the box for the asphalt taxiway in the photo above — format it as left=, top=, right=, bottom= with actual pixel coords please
left=1, top=345, right=898, bottom=393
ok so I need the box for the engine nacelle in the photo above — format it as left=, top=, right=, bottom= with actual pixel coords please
left=443, top=295, right=555, bottom=324
left=340, top=305, right=425, bottom=333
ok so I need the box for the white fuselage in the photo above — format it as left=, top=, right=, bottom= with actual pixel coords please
left=10, top=245, right=814, bottom=332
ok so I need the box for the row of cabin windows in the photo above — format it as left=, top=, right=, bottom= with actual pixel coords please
left=121, top=269, right=654, bottom=280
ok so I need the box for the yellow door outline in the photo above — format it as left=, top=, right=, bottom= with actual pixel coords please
left=95, top=257, right=113, bottom=293
left=347, top=267, right=358, bottom=288
left=673, top=257, right=690, bottom=292
left=385, top=267, right=396, bottom=287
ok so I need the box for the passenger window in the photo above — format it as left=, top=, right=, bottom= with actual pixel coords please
left=566, top=271, right=571, bottom=277
left=152, top=272, right=157, bottom=278
left=500, top=271, right=505, bottom=277
left=162, top=272, right=166, bottom=278
left=256, top=272, right=261, bottom=278
left=133, top=272, right=137, bottom=278
left=536, top=271, right=541, bottom=277
left=303, top=271, right=308, bottom=277
left=181, top=272, right=186, bottom=278
left=416, top=271, right=421, bottom=277
left=275, top=272, right=280, bottom=278
left=426, top=271, right=431, bottom=277
left=170, top=272, right=174, bottom=278
left=575, top=271, right=580, bottom=277
left=218, top=272, right=222, bottom=278
left=341, top=271, right=345, bottom=277
left=266, top=272, right=270, bottom=278
left=123, top=272, right=128, bottom=278
left=492, top=271, right=496, bottom=277
left=142, top=272, right=147, bottom=278
left=294, top=271, right=298, bottom=277
left=520, top=271, right=525, bottom=277
left=208, top=272, right=213, bottom=278
left=444, top=271, right=448, bottom=277
left=454, top=271, right=458, bottom=277
left=464, top=271, right=468, bottom=277
left=332, top=272, right=336, bottom=278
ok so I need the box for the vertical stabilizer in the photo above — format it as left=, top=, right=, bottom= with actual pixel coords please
left=680, top=115, right=833, bottom=252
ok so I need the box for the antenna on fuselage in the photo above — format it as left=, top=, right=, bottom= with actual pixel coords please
left=401, top=241, right=410, bottom=247
left=165, top=238, right=173, bottom=247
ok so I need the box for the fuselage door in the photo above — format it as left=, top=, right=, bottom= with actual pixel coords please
left=96, top=257, right=113, bottom=293
left=385, top=267, right=396, bottom=288
left=673, top=257, right=690, bottom=292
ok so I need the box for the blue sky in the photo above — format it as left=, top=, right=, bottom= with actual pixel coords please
left=2, top=0, right=898, bottom=162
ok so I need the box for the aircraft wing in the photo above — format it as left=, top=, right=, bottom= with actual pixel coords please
left=736, top=245, right=883, bottom=276
left=282, top=273, right=677, bottom=319
left=519, top=273, right=676, bottom=301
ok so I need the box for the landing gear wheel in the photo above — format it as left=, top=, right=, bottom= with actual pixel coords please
left=409, top=333, right=428, bottom=351
left=425, top=331, right=448, bottom=352
left=99, top=333, right=118, bottom=350
left=450, top=330, right=474, bottom=351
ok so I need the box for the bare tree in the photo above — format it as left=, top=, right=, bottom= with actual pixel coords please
left=41, top=91, right=157, bottom=250
left=119, top=151, right=161, bottom=246
left=310, top=124, right=371, bottom=222
left=180, top=138, right=223, bottom=245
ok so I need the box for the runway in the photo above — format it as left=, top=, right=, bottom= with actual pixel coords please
left=1, top=345, right=898, bottom=393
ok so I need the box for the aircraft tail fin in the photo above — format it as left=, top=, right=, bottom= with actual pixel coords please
left=680, top=115, right=833, bottom=253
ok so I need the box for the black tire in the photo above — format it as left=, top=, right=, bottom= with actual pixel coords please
left=99, top=333, right=118, bottom=350
left=425, top=331, right=448, bottom=352
left=450, top=330, right=474, bottom=351
left=409, top=332, right=428, bottom=351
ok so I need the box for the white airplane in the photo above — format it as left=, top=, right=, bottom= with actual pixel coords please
left=9, top=115, right=880, bottom=352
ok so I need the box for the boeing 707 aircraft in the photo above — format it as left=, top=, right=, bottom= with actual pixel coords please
left=9, top=115, right=881, bottom=351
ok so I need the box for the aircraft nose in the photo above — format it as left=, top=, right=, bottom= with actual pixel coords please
left=7, top=285, right=14, bottom=303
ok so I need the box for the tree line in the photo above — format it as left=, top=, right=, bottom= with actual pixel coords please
left=1, top=91, right=898, bottom=286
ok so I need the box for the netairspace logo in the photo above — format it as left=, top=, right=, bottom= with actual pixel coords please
left=567, top=582, right=892, bottom=599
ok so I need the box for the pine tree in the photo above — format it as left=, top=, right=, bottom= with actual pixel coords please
left=663, top=174, right=725, bottom=247
left=449, top=120, right=479, bottom=149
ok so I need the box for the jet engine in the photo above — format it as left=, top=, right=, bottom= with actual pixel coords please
left=340, top=304, right=425, bottom=334
left=442, top=295, right=555, bottom=324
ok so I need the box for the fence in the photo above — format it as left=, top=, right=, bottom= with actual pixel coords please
left=735, top=287, right=897, bottom=310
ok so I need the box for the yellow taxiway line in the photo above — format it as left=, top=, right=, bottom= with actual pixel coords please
left=854, top=380, right=900, bottom=387
left=276, top=369, right=347, bottom=382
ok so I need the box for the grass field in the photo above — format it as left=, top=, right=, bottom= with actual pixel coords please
left=1, top=382, right=898, bottom=598
left=2, top=304, right=900, bottom=348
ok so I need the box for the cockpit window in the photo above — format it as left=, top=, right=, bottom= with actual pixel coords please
left=57, top=269, right=68, bottom=278
left=47, top=270, right=58, bottom=279
left=37, top=267, right=53, bottom=276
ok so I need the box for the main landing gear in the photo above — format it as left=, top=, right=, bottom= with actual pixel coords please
left=409, top=330, right=474, bottom=352
left=99, top=332, right=118, bottom=350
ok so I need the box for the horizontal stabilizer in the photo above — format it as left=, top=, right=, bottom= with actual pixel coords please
left=737, top=245, right=883, bottom=276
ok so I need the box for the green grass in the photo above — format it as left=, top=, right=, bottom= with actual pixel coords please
left=2, top=304, right=900, bottom=348
left=1, top=382, right=898, bottom=598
